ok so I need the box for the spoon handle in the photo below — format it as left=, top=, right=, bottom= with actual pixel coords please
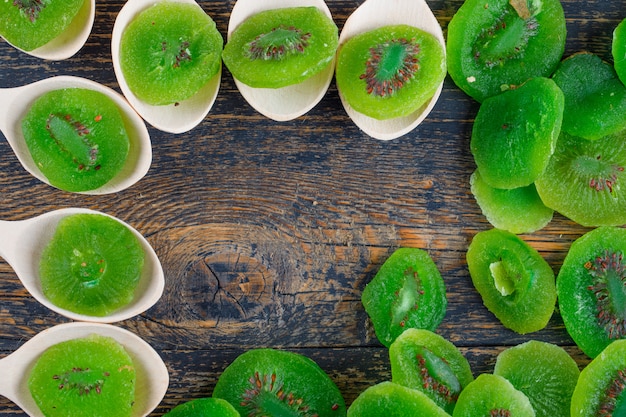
left=0, top=219, right=28, bottom=265
left=0, top=84, right=27, bottom=136
left=0, top=351, right=33, bottom=413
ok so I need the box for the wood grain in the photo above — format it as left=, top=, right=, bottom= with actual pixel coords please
left=0, top=0, right=621, bottom=414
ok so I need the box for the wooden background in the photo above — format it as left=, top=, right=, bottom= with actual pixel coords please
left=0, top=0, right=621, bottom=414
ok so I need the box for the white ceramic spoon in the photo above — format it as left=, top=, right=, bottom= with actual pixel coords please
left=0, top=75, right=152, bottom=194
left=0, top=207, right=165, bottom=323
left=0, top=321, right=169, bottom=417
left=227, top=0, right=336, bottom=121
left=111, top=0, right=221, bottom=134
left=2, top=0, right=95, bottom=60
left=337, top=0, right=446, bottom=140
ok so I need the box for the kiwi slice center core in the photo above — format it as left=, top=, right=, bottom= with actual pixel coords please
left=13, top=0, right=48, bottom=22
left=71, top=248, right=108, bottom=288
left=597, top=369, right=626, bottom=417
left=390, top=267, right=424, bottom=328
left=246, top=26, right=311, bottom=61
left=361, top=38, right=420, bottom=97
left=573, top=154, right=624, bottom=195
left=416, top=346, right=461, bottom=403
left=241, top=372, right=316, bottom=417
left=586, top=250, right=626, bottom=339
left=54, top=367, right=108, bottom=396
left=46, top=113, right=101, bottom=172
left=489, top=260, right=516, bottom=296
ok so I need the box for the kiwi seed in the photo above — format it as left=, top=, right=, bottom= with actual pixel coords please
left=360, top=38, right=420, bottom=97
left=13, top=0, right=47, bottom=22
left=490, top=409, right=512, bottom=417
left=597, top=369, right=626, bottom=416
left=585, top=250, right=626, bottom=340
left=246, top=26, right=312, bottom=61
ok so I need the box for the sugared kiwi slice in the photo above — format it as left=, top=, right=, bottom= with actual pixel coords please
left=335, top=24, right=446, bottom=120
left=120, top=1, right=223, bottom=105
left=470, top=170, right=553, bottom=234
left=452, top=374, right=535, bottom=417
left=470, top=77, right=564, bottom=189
left=39, top=213, right=145, bottom=317
left=389, top=328, right=474, bottom=414
left=613, top=18, right=626, bottom=86
left=222, top=7, right=338, bottom=89
left=212, top=348, right=346, bottom=417
left=447, top=0, right=566, bottom=102
left=557, top=227, right=626, bottom=358
left=0, top=0, right=85, bottom=51
left=21, top=88, right=130, bottom=193
left=534, top=130, right=626, bottom=227
left=361, top=248, right=447, bottom=347
left=164, top=397, right=239, bottom=417
left=347, top=381, right=450, bottom=417
left=466, top=228, right=556, bottom=334
left=571, top=339, right=626, bottom=417
left=493, top=340, right=580, bottom=417
left=551, top=52, right=626, bottom=140
left=28, top=334, right=136, bottom=417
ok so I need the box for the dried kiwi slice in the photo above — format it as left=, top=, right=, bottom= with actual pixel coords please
left=470, top=170, right=553, bottom=234
left=347, top=381, right=450, bottom=417
left=613, top=18, right=626, bottom=86
left=493, top=340, right=580, bottom=417
left=0, top=0, right=85, bottom=51
left=212, top=348, right=346, bottom=417
left=466, top=228, right=556, bottom=334
left=28, top=334, right=136, bottom=417
left=335, top=24, right=446, bottom=120
left=447, top=0, right=566, bottom=102
left=119, top=1, right=223, bottom=105
left=534, top=130, right=626, bottom=227
left=164, top=398, right=239, bottom=417
left=21, top=88, right=130, bottom=193
left=222, top=7, right=338, bottom=89
left=557, top=227, right=626, bottom=358
left=571, top=339, right=626, bottom=417
left=361, top=248, right=447, bottom=347
left=389, top=328, right=474, bottom=414
left=39, top=213, right=145, bottom=317
left=551, top=52, right=626, bottom=140
left=452, top=374, right=535, bottom=417
left=470, top=77, right=564, bottom=189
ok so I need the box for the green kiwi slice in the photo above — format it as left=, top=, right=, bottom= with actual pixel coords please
left=21, top=88, right=130, bottom=193
left=493, top=340, right=580, bottom=417
left=551, top=52, right=626, bottom=141
left=470, top=77, right=564, bottom=189
left=470, top=170, right=554, bottom=234
left=39, top=213, right=145, bottom=317
left=361, top=248, right=447, bottom=347
left=571, top=339, right=626, bottom=417
left=335, top=24, right=446, bottom=120
left=164, top=397, right=239, bottom=417
left=119, top=1, right=223, bottom=105
left=0, top=0, right=85, bottom=51
left=222, top=7, right=338, bottom=89
left=447, top=0, right=566, bottom=102
left=212, top=348, right=346, bottom=417
left=534, top=129, right=626, bottom=227
left=556, top=226, right=626, bottom=358
left=28, top=334, right=136, bottom=417
left=389, top=328, right=474, bottom=414
left=613, top=18, right=626, bottom=86
left=347, top=381, right=450, bottom=417
left=452, top=373, right=535, bottom=417
left=466, top=228, right=556, bottom=334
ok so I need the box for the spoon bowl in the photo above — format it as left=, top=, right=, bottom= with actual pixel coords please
left=0, top=207, right=165, bottom=323
left=227, top=0, right=336, bottom=121
left=337, top=0, right=446, bottom=140
left=2, top=0, right=95, bottom=60
left=0, top=322, right=169, bottom=417
left=111, top=0, right=221, bottom=134
left=0, top=75, right=152, bottom=194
